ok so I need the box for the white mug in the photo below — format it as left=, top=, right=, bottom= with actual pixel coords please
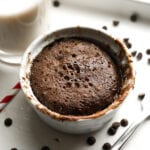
left=0, top=0, right=50, bottom=64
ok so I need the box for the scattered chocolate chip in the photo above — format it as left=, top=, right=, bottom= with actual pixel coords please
left=86, top=136, right=96, bottom=145
left=123, top=38, right=129, bottom=43
left=123, top=38, right=132, bottom=49
left=102, top=143, right=112, bottom=150
left=146, top=49, right=150, bottom=55
left=138, top=93, right=145, bottom=101
left=107, top=127, right=116, bottom=135
left=120, top=119, right=128, bottom=127
left=11, top=148, right=18, bottom=150
left=148, top=58, right=150, bottom=65
left=4, top=118, right=12, bottom=127
left=52, top=0, right=60, bottom=7
left=136, top=52, right=143, bottom=61
left=113, top=20, right=119, bottom=26
left=41, top=146, right=50, bottom=150
left=111, top=122, right=120, bottom=130
left=131, top=51, right=137, bottom=57
left=130, top=13, right=138, bottom=22
left=102, top=26, right=107, bottom=30
left=126, top=42, right=132, bottom=49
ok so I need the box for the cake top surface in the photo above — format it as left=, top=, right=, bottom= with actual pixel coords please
left=30, top=38, right=121, bottom=116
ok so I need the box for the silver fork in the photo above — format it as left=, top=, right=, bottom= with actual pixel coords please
left=112, top=94, right=150, bottom=150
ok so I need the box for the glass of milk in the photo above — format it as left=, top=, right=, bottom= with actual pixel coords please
left=0, top=0, right=50, bottom=64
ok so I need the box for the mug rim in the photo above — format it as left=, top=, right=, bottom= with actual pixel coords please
left=20, top=26, right=135, bottom=121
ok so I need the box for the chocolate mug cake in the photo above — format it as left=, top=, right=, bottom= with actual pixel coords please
left=21, top=27, right=134, bottom=133
left=30, top=38, right=122, bottom=116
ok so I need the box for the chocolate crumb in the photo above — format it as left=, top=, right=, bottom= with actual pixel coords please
left=107, top=127, right=116, bottom=135
left=112, top=122, right=120, bottom=130
left=130, top=13, right=138, bottom=22
left=113, top=20, right=119, bottom=26
left=120, top=119, right=128, bottom=127
left=138, top=93, right=145, bottom=101
left=136, top=52, right=143, bottom=61
left=41, top=146, right=50, bottom=150
left=53, top=0, right=60, bottom=7
left=86, top=136, right=96, bottom=145
left=146, top=49, right=150, bottom=55
left=11, top=148, right=18, bottom=150
left=102, top=143, right=112, bottom=150
left=4, top=118, right=12, bottom=127
left=102, top=26, right=107, bottom=30
left=148, top=58, right=150, bottom=65
left=131, top=51, right=137, bottom=57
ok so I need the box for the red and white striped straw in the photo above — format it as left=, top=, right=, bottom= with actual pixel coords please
left=0, top=82, right=21, bottom=112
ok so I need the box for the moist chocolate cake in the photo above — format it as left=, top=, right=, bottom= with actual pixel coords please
left=30, top=38, right=121, bottom=116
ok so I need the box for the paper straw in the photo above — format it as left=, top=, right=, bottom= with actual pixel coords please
left=0, top=82, right=21, bottom=112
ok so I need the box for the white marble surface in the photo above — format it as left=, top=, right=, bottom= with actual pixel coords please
left=0, top=0, right=150, bottom=149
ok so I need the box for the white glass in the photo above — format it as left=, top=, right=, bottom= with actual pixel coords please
left=0, top=0, right=50, bottom=64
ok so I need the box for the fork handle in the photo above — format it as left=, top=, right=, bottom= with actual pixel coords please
left=112, top=112, right=149, bottom=150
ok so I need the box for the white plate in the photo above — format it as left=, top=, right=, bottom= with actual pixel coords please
left=0, top=0, right=150, bottom=149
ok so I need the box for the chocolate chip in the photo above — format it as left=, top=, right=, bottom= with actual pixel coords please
left=148, top=58, right=150, bottom=65
left=102, top=26, right=107, bottom=30
left=138, top=93, right=145, bottom=100
left=123, top=38, right=132, bottom=49
left=123, top=38, right=129, bottom=43
left=130, top=13, right=138, bottom=22
left=136, top=52, right=143, bottom=61
left=86, top=136, right=96, bottom=145
left=53, top=0, right=60, bottom=7
left=111, top=122, right=120, bottom=130
left=102, top=143, right=112, bottom=150
left=120, top=119, right=128, bottom=127
left=146, top=49, right=150, bottom=55
left=126, top=42, right=132, bottom=49
left=41, top=146, right=50, bottom=150
left=11, top=148, right=18, bottom=150
left=131, top=51, right=137, bottom=57
left=107, top=127, right=116, bottom=135
left=113, top=20, right=119, bottom=26
left=4, top=118, right=12, bottom=127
